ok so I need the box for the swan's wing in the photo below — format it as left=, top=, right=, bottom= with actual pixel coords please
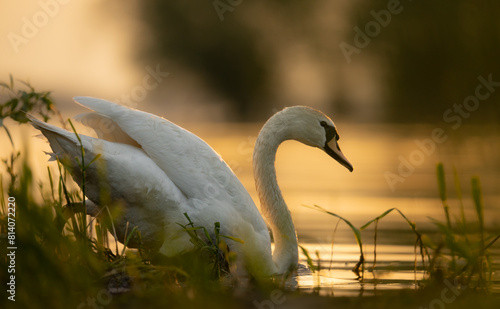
left=72, top=97, right=272, bottom=264
left=72, top=97, right=253, bottom=204
left=74, top=112, right=140, bottom=147
left=29, top=115, right=192, bottom=256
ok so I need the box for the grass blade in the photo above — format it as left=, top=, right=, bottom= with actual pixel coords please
left=436, top=163, right=447, bottom=202
left=219, top=234, right=245, bottom=244
left=436, top=163, right=451, bottom=230
left=2, top=125, right=14, bottom=148
left=360, top=208, right=395, bottom=230
left=471, top=177, right=484, bottom=234
left=304, top=204, right=364, bottom=278
left=471, top=176, right=486, bottom=281
left=299, top=245, right=318, bottom=272
left=360, top=207, right=429, bottom=271
left=453, top=166, right=467, bottom=230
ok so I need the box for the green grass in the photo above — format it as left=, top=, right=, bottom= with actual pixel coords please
left=430, top=163, right=499, bottom=287
left=177, top=213, right=244, bottom=279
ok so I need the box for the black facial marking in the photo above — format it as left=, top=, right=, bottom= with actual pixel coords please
left=320, top=121, right=353, bottom=172
left=320, top=121, right=339, bottom=143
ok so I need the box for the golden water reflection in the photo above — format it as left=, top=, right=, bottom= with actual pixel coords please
left=296, top=242, right=424, bottom=296
left=297, top=243, right=500, bottom=296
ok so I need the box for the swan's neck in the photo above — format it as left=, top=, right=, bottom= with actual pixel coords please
left=253, top=119, right=298, bottom=274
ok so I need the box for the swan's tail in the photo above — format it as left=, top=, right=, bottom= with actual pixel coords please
left=28, top=114, right=83, bottom=162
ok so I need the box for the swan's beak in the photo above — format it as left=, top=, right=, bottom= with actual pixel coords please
left=324, top=139, right=353, bottom=172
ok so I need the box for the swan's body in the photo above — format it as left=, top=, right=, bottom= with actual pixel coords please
left=30, top=97, right=352, bottom=277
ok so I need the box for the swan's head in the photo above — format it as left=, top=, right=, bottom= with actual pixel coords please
left=277, top=106, right=353, bottom=172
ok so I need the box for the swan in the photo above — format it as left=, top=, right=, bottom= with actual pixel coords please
left=29, top=97, right=353, bottom=277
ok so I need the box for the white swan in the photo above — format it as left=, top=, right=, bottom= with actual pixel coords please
left=29, top=97, right=353, bottom=277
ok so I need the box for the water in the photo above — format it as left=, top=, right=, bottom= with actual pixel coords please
left=3, top=121, right=500, bottom=294
left=296, top=243, right=500, bottom=296
left=296, top=244, right=424, bottom=297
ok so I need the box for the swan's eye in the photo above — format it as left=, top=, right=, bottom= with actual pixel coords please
left=321, top=121, right=338, bottom=142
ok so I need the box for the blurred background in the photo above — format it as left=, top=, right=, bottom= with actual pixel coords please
left=1, top=0, right=499, bottom=241
left=2, top=0, right=500, bottom=123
